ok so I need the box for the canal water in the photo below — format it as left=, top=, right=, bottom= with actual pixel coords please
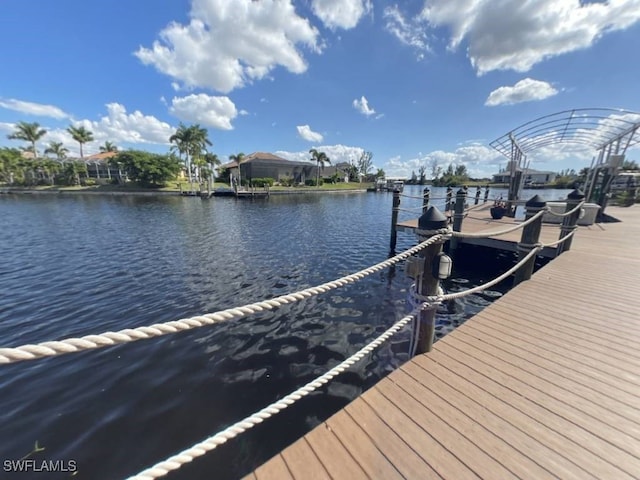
left=0, top=186, right=571, bottom=479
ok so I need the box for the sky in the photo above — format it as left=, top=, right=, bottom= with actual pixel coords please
left=1, top=0, right=639, bottom=179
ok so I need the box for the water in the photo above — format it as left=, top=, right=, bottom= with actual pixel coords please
left=0, top=186, right=570, bottom=479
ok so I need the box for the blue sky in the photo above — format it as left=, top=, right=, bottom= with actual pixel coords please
left=1, top=0, right=639, bottom=178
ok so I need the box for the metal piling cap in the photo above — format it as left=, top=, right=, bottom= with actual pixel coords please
left=526, top=194, right=546, bottom=208
left=567, top=188, right=585, bottom=201
left=419, top=206, right=448, bottom=230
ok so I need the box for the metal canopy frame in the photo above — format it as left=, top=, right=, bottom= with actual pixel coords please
left=489, top=108, right=640, bottom=212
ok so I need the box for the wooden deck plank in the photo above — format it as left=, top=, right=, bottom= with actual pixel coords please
left=481, top=303, right=640, bottom=368
left=250, top=206, right=640, bottom=479
left=387, top=368, right=551, bottom=480
left=363, top=384, right=482, bottom=480
left=414, top=350, right=640, bottom=479
left=452, top=328, right=640, bottom=438
left=486, top=294, right=640, bottom=344
left=253, top=454, right=294, bottom=480
left=394, top=363, right=594, bottom=480
left=402, top=358, right=629, bottom=480
left=325, top=409, right=404, bottom=480
left=439, top=335, right=640, bottom=457
left=344, top=396, right=441, bottom=479
left=471, top=312, right=640, bottom=393
left=305, top=424, right=368, bottom=480
left=280, top=437, right=331, bottom=480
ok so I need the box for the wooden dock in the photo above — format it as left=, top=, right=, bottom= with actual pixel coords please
left=396, top=203, right=582, bottom=257
left=247, top=205, right=640, bottom=480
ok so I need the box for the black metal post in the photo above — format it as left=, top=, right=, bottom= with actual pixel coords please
left=558, top=189, right=584, bottom=254
left=422, top=187, right=430, bottom=214
left=514, top=195, right=546, bottom=286
left=389, top=188, right=400, bottom=254
left=415, top=207, right=448, bottom=354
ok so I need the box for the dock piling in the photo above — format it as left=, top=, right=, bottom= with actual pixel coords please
left=445, top=187, right=453, bottom=223
left=422, top=187, right=430, bottom=214
left=389, top=188, right=401, bottom=254
left=450, top=188, right=467, bottom=253
left=484, top=185, right=490, bottom=203
left=513, top=195, right=546, bottom=286
left=475, top=186, right=481, bottom=205
left=415, top=206, right=449, bottom=354
left=558, top=189, right=585, bottom=254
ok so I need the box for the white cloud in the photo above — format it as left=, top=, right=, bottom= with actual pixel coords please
left=421, top=0, right=640, bottom=74
left=485, top=78, right=559, bottom=106
left=0, top=98, right=68, bottom=120
left=382, top=143, right=504, bottom=178
left=239, top=109, right=249, bottom=116
left=383, top=5, right=430, bottom=59
left=44, top=104, right=175, bottom=156
left=311, top=0, right=372, bottom=30
left=296, top=124, right=324, bottom=142
left=169, top=93, right=237, bottom=130
left=135, top=0, right=321, bottom=93
left=352, top=96, right=376, bottom=116
left=276, top=144, right=365, bottom=164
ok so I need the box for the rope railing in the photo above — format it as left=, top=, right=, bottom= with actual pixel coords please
left=423, top=228, right=577, bottom=303
left=0, top=236, right=445, bottom=365
left=128, top=308, right=420, bottom=480
left=132, top=220, right=579, bottom=479
left=543, top=201, right=585, bottom=217
left=449, top=208, right=546, bottom=239
left=398, top=193, right=450, bottom=201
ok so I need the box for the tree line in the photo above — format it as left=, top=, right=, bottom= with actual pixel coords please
left=3, top=120, right=386, bottom=189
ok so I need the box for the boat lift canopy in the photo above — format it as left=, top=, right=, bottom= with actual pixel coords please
left=489, top=108, right=640, bottom=213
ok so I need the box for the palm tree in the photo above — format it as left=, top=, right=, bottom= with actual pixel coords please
left=44, top=141, right=69, bottom=160
left=309, top=148, right=330, bottom=188
left=229, top=152, right=245, bottom=189
left=170, top=123, right=211, bottom=186
left=67, top=125, right=94, bottom=158
left=99, top=141, right=118, bottom=153
left=186, top=125, right=212, bottom=184
left=7, top=121, right=47, bottom=157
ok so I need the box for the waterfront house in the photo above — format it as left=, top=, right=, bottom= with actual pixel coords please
left=220, top=152, right=352, bottom=184
left=493, top=168, right=557, bottom=186
left=84, top=151, right=119, bottom=181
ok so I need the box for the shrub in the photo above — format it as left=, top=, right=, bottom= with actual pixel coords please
left=249, top=177, right=275, bottom=187
left=83, top=179, right=96, bottom=186
left=279, top=176, right=294, bottom=187
left=305, top=178, right=324, bottom=186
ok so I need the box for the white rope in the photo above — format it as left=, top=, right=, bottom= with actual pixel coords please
left=450, top=209, right=546, bottom=239
left=0, top=236, right=445, bottom=365
left=426, top=246, right=542, bottom=302
left=399, top=193, right=428, bottom=200
left=127, top=308, right=421, bottom=480
left=540, top=229, right=577, bottom=248
left=397, top=206, right=428, bottom=213
left=543, top=201, right=585, bottom=218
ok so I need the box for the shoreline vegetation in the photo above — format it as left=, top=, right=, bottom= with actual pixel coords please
left=0, top=181, right=373, bottom=196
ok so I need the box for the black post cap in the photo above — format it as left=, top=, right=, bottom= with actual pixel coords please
left=419, top=206, right=448, bottom=230
left=423, top=187, right=430, bottom=193
left=525, top=194, right=546, bottom=208
left=457, top=188, right=466, bottom=196
left=567, top=188, right=585, bottom=200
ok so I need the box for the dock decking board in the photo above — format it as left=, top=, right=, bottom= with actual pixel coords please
left=248, top=206, right=640, bottom=479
